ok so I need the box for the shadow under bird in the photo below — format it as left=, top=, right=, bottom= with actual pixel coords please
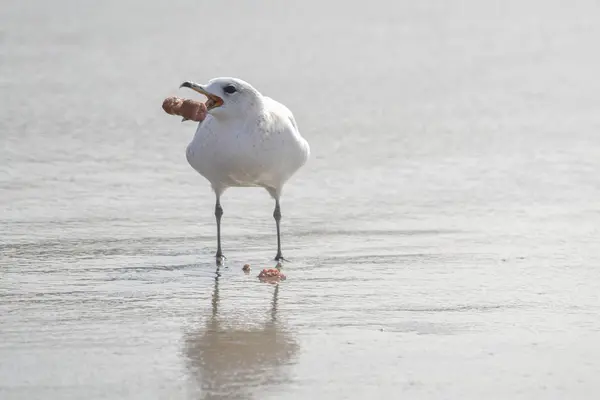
left=179, top=77, right=310, bottom=264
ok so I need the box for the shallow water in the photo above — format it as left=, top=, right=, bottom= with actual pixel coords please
left=2, top=0, right=600, bottom=398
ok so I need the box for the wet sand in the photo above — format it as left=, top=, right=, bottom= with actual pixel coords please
left=2, top=0, right=600, bottom=398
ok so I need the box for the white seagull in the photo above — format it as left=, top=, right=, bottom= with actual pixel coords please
left=179, top=77, right=310, bottom=263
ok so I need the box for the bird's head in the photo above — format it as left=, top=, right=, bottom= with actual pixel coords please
left=179, top=77, right=263, bottom=119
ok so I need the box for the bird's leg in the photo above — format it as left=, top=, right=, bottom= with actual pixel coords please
left=273, top=200, right=286, bottom=262
left=215, top=198, right=225, bottom=263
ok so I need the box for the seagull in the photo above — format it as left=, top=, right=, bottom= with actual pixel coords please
left=179, top=77, right=310, bottom=264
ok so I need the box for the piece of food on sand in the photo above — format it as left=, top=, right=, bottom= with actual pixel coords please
left=162, top=96, right=207, bottom=122
left=258, top=268, right=286, bottom=283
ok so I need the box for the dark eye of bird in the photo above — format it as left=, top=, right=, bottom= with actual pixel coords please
left=223, top=85, right=237, bottom=94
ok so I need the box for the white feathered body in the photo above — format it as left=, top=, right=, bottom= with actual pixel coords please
left=186, top=97, right=309, bottom=196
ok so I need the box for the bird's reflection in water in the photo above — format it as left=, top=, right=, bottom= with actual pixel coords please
left=184, top=266, right=299, bottom=399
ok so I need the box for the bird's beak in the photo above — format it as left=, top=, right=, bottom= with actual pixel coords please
left=180, top=81, right=224, bottom=110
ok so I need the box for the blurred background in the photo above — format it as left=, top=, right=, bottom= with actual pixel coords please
left=1, top=0, right=599, bottom=399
